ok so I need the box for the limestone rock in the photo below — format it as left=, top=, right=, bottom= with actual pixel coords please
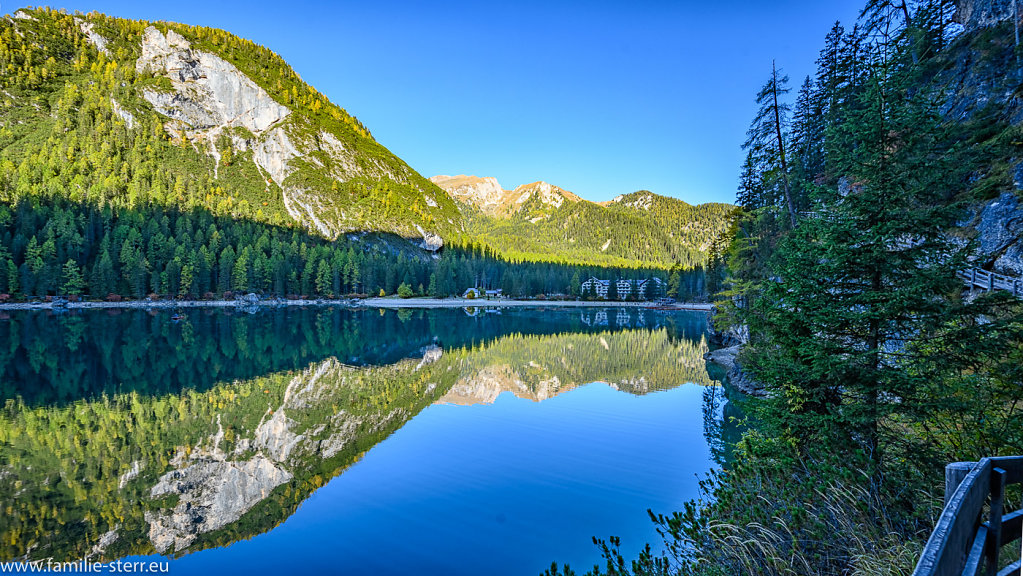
left=136, top=27, right=290, bottom=136
left=110, top=99, right=136, bottom=129
left=431, top=175, right=506, bottom=211
left=974, top=192, right=1023, bottom=275
left=146, top=455, right=292, bottom=554
left=77, top=20, right=110, bottom=56
left=727, top=361, right=768, bottom=397
left=705, top=345, right=740, bottom=371
left=90, top=525, right=120, bottom=557
left=431, top=175, right=582, bottom=218
left=253, top=409, right=303, bottom=463
left=118, top=459, right=144, bottom=489
left=133, top=26, right=447, bottom=244
left=416, top=345, right=443, bottom=370
left=416, top=225, right=444, bottom=251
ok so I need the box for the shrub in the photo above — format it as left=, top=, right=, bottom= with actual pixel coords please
left=397, top=283, right=413, bottom=298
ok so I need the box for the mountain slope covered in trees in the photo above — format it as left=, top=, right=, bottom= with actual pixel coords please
left=432, top=175, right=734, bottom=269
left=0, top=7, right=460, bottom=246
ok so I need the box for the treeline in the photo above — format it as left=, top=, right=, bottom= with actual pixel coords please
left=547, top=1, right=1023, bottom=575
left=0, top=200, right=703, bottom=300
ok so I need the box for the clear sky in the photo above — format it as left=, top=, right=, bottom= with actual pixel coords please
left=6, top=0, right=865, bottom=205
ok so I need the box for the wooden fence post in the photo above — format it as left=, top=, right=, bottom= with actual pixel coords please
left=946, top=462, right=974, bottom=506
left=986, top=468, right=1006, bottom=576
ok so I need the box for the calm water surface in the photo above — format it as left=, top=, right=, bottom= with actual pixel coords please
left=0, top=306, right=730, bottom=575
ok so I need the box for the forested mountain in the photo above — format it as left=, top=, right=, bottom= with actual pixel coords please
left=1, top=7, right=459, bottom=245
left=0, top=7, right=730, bottom=301
left=432, top=175, right=734, bottom=269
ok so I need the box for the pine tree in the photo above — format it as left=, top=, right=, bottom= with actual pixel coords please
left=743, top=61, right=796, bottom=227
left=90, top=248, right=116, bottom=297
left=61, top=259, right=85, bottom=296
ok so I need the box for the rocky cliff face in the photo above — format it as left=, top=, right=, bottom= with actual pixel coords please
left=430, top=175, right=506, bottom=213
left=129, top=24, right=453, bottom=247
left=971, top=192, right=1023, bottom=275
left=929, top=10, right=1023, bottom=277
left=954, top=0, right=1022, bottom=29
left=438, top=364, right=574, bottom=405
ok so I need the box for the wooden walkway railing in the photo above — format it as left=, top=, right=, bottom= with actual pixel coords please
left=913, top=456, right=1023, bottom=576
left=959, top=269, right=1023, bottom=298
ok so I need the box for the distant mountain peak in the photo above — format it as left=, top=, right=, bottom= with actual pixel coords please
left=431, top=175, right=583, bottom=217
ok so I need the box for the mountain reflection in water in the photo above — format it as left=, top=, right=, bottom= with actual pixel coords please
left=0, top=307, right=729, bottom=574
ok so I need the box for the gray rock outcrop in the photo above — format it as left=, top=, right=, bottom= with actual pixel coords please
left=727, top=360, right=768, bottom=397
left=133, top=26, right=446, bottom=244
left=973, top=192, right=1023, bottom=275
left=954, top=0, right=1022, bottom=29
left=136, top=27, right=290, bottom=137
left=77, top=20, right=111, bottom=56
left=705, top=344, right=768, bottom=397
left=415, top=225, right=444, bottom=251
left=146, top=455, right=292, bottom=553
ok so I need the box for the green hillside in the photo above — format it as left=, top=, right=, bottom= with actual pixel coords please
left=469, top=194, right=733, bottom=269
left=0, top=7, right=459, bottom=244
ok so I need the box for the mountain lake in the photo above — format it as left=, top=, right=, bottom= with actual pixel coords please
left=0, top=306, right=736, bottom=575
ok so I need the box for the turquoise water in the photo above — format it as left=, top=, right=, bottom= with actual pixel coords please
left=0, top=307, right=727, bottom=575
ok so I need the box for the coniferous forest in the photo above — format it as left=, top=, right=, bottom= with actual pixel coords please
left=0, top=200, right=711, bottom=301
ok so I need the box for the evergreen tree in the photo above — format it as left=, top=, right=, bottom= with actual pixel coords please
left=743, top=61, right=796, bottom=227
left=61, top=259, right=85, bottom=296
left=743, top=25, right=995, bottom=473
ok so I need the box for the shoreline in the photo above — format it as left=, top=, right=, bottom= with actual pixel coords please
left=362, top=298, right=713, bottom=310
left=0, top=297, right=714, bottom=312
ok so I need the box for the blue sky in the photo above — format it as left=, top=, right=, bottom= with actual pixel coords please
left=7, top=0, right=865, bottom=205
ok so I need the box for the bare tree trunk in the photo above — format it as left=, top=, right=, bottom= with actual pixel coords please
left=772, top=61, right=798, bottom=229
left=899, top=0, right=911, bottom=26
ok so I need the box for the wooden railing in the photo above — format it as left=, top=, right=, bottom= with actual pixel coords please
left=959, top=269, right=1023, bottom=298
left=913, top=456, right=1023, bottom=576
